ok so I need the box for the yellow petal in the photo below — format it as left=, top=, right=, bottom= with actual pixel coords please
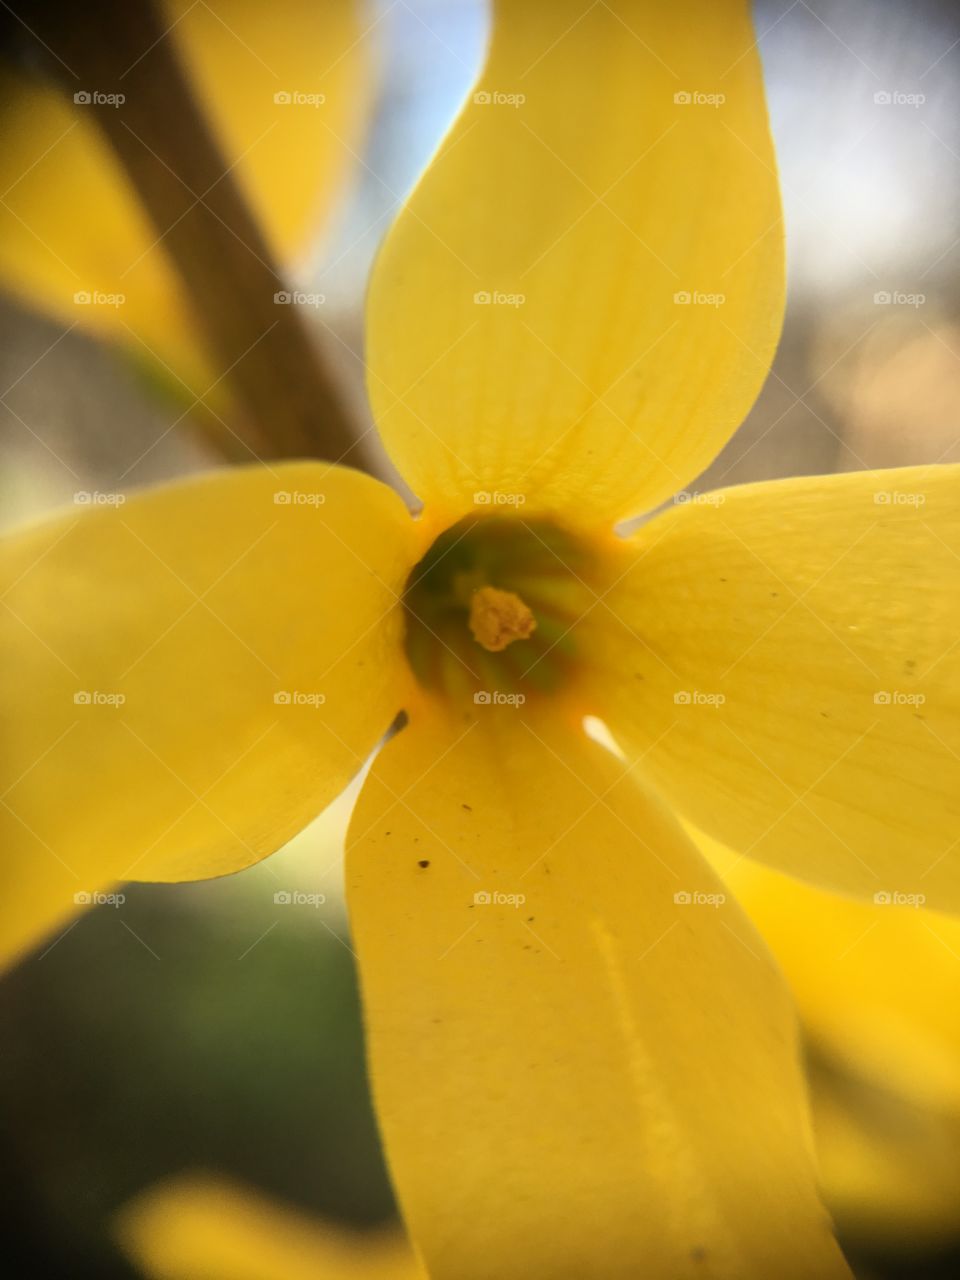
left=0, top=463, right=415, bottom=966
left=116, top=1175, right=423, bottom=1280
left=810, top=1058, right=960, bottom=1250
left=587, top=465, right=960, bottom=910
left=366, top=0, right=783, bottom=527
left=0, top=0, right=367, bottom=394
left=714, top=849, right=960, bottom=1114
left=346, top=704, right=850, bottom=1279
left=699, top=836, right=960, bottom=1247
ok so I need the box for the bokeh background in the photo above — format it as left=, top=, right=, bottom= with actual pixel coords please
left=1, top=0, right=959, bottom=1275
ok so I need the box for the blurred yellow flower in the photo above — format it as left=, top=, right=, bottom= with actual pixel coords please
left=0, top=0, right=367, bottom=399
left=714, top=843, right=960, bottom=1250
left=116, top=1175, right=422, bottom=1280
left=2, top=0, right=958, bottom=1276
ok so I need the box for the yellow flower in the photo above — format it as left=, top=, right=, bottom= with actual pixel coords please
left=2, top=0, right=957, bottom=1275
left=0, top=0, right=367, bottom=399
left=714, top=844, right=960, bottom=1249
left=116, top=1175, right=422, bottom=1280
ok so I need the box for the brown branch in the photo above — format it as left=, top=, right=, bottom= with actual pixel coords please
left=16, top=0, right=370, bottom=469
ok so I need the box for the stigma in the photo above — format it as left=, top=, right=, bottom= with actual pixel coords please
left=468, top=586, right=537, bottom=653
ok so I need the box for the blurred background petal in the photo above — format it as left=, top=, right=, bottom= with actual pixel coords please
left=116, top=1175, right=421, bottom=1280
left=0, top=0, right=370, bottom=407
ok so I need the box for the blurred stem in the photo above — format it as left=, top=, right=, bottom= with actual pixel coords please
left=23, top=0, right=370, bottom=470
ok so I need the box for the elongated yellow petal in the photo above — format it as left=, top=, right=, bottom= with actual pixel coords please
left=720, top=851, right=960, bottom=1114
left=811, top=1059, right=960, bottom=1250
left=116, top=1175, right=423, bottom=1280
left=587, top=465, right=960, bottom=910
left=0, top=463, right=414, bottom=966
left=0, top=0, right=367, bottom=393
left=698, top=835, right=960, bottom=1245
left=366, top=0, right=783, bottom=528
left=346, top=704, right=850, bottom=1279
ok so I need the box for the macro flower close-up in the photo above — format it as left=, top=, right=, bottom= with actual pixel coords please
left=1, top=1, right=959, bottom=1277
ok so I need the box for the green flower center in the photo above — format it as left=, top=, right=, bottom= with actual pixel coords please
left=403, top=516, right=596, bottom=703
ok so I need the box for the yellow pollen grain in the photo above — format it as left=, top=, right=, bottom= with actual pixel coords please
left=468, top=586, right=537, bottom=653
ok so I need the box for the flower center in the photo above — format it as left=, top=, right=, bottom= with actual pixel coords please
left=468, top=586, right=537, bottom=652
left=403, top=515, right=595, bottom=703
